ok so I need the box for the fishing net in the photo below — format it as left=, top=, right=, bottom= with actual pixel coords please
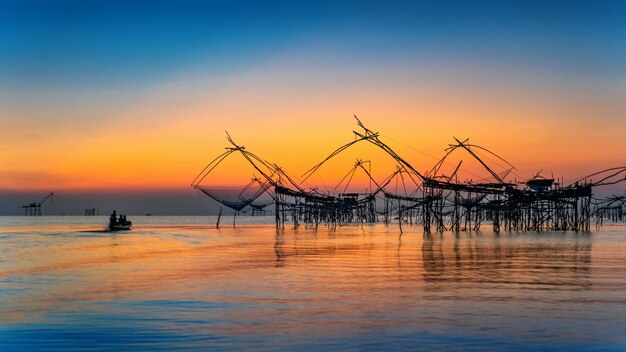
left=249, top=200, right=274, bottom=210
left=196, top=178, right=273, bottom=212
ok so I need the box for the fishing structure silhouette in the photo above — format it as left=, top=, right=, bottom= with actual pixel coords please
left=192, top=116, right=626, bottom=233
left=21, top=192, right=64, bottom=216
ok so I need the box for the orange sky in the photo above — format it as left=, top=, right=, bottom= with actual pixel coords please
left=2, top=60, right=624, bottom=193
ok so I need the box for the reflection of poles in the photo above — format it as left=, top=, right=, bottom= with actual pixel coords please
left=274, top=231, right=285, bottom=267
left=397, top=232, right=403, bottom=268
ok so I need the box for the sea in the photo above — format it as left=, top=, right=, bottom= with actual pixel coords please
left=0, top=216, right=624, bottom=351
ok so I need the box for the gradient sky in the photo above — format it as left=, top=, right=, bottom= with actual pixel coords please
left=1, top=0, right=625, bottom=214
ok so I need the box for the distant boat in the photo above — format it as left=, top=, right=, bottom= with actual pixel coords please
left=109, top=221, right=132, bottom=231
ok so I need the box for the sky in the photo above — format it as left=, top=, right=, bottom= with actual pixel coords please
left=1, top=0, right=625, bottom=215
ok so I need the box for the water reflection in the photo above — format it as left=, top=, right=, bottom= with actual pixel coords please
left=274, top=232, right=285, bottom=267
left=273, top=228, right=375, bottom=265
left=421, top=232, right=592, bottom=290
left=1, top=218, right=624, bottom=351
left=274, top=229, right=593, bottom=293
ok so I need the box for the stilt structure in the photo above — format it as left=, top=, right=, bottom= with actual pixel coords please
left=192, top=118, right=626, bottom=232
left=21, top=192, right=64, bottom=216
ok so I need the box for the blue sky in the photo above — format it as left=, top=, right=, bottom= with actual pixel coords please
left=2, top=0, right=625, bottom=90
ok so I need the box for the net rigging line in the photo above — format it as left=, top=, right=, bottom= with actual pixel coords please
left=302, top=116, right=424, bottom=191
left=381, top=133, right=522, bottom=181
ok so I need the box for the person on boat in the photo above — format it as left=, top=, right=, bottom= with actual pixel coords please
left=109, top=210, right=118, bottom=226
left=118, top=214, right=126, bottom=226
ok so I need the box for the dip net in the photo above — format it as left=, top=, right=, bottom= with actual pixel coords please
left=195, top=178, right=273, bottom=212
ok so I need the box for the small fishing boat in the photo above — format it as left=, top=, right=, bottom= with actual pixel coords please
left=108, top=221, right=132, bottom=231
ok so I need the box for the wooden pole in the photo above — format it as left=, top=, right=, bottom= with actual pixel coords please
left=216, top=207, right=223, bottom=229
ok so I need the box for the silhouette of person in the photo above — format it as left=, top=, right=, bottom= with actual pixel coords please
left=110, top=210, right=118, bottom=225
left=123, top=215, right=132, bottom=226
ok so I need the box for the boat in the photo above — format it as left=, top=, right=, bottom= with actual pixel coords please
left=108, top=221, right=132, bottom=231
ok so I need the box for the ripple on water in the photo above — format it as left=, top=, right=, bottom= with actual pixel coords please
left=0, top=216, right=625, bottom=351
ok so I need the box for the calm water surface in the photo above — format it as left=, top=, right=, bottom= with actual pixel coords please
left=0, top=216, right=624, bottom=351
